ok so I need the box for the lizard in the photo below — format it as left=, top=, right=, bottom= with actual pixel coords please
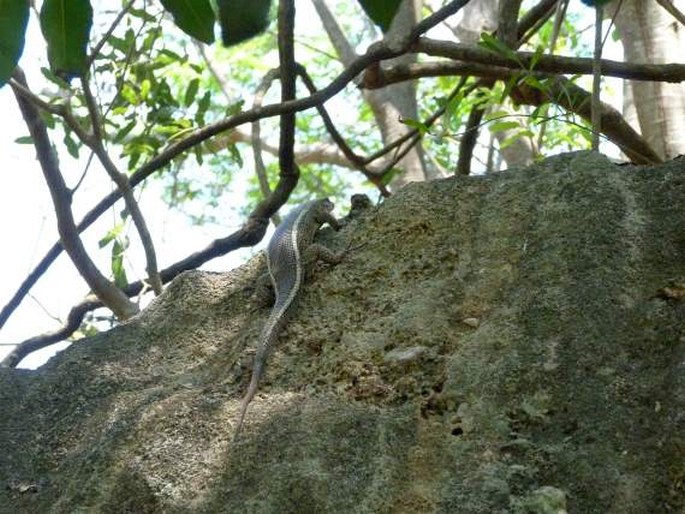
left=234, top=198, right=344, bottom=438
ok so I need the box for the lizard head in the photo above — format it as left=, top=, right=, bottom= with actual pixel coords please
left=318, top=198, right=334, bottom=213
left=310, top=198, right=336, bottom=224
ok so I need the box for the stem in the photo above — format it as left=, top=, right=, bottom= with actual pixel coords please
left=591, top=5, right=603, bottom=151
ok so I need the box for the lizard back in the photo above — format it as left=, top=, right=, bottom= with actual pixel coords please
left=234, top=199, right=335, bottom=438
left=265, top=200, right=316, bottom=324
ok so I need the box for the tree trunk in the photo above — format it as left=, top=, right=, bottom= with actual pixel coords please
left=312, top=0, right=430, bottom=187
left=455, top=0, right=536, bottom=169
left=611, top=0, right=685, bottom=160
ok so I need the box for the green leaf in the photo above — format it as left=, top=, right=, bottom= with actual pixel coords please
left=14, top=136, right=34, bottom=144
left=158, top=48, right=184, bottom=62
left=578, top=125, right=593, bottom=144
left=443, top=90, right=465, bottom=132
left=501, top=75, right=519, bottom=103
left=111, top=239, right=129, bottom=288
left=402, top=117, right=429, bottom=136
left=195, top=90, right=211, bottom=125
left=193, top=144, right=204, bottom=166
left=120, top=83, right=140, bottom=105
left=184, top=77, right=200, bottom=107
left=531, top=103, right=550, bottom=120
left=228, top=143, right=243, bottom=167
left=0, top=0, right=29, bottom=87
left=489, top=121, right=521, bottom=133
left=40, top=0, right=93, bottom=80
left=479, top=32, right=521, bottom=65
left=523, top=74, right=546, bottom=92
left=217, top=0, right=272, bottom=47
left=159, top=0, right=215, bottom=44
left=225, top=99, right=244, bottom=116
left=107, top=34, right=130, bottom=54
left=128, top=150, right=141, bottom=169
left=40, top=66, right=71, bottom=89
left=499, top=129, right=533, bottom=150
left=43, top=111, right=56, bottom=129
left=380, top=167, right=401, bottom=186
left=487, top=109, right=509, bottom=120
left=128, top=7, right=157, bottom=24
left=140, top=79, right=151, bottom=99
left=529, top=45, right=544, bottom=71
left=63, top=131, right=80, bottom=159
left=113, top=119, right=136, bottom=144
left=357, top=0, right=402, bottom=32
left=98, top=224, right=124, bottom=249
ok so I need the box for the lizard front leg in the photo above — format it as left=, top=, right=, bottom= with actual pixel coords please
left=317, top=211, right=341, bottom=232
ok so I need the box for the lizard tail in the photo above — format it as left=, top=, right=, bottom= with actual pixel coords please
left=233, top=299, right=293, bottom=440
left=233, top=358, right=263, bottom=440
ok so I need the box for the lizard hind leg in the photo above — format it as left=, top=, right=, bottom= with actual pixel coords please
left=303, top=243, right=345, bottom=267
left=253, top=272, right=275, bottom=308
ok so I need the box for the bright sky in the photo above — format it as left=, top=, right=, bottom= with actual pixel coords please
left=0, top=1, right=620, bottom=369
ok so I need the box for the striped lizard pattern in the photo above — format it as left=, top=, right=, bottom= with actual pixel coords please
left=234, top=198, right=342, bottom=438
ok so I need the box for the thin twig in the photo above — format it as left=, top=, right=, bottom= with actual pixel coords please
left=81, top=78, right=163, bottom=295
left=590, top=4, right=603, bottom=151
left=86, top=0, right=135, bottom=70
left=252, top=68, right=282, bottom=223
left=295, top=64, right=391, bottom=196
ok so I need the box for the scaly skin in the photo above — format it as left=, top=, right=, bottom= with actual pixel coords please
left=234, top=198, right=342, bottom=438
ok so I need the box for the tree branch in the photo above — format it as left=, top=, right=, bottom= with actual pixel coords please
left=14, top=73, right=164, bottom=297
left=274, top=0, right=299, bottom=206
left=86, top=0, right=135, bottom=70
left=295, top=64, right=391, bottom=196
left=250, top=69, right=282, bottom=224
left=10, top=68, right=139, bottom=321
left=81, top=78, right=163, bottom=295
left=214, top=128, right=387, bottom=173
left=310, top=0, right=359, bottom=66
left=453, top=0, right=548, bottom=176
left=655, top=0, right=685, bottom=27
left=518, top=0, right=560, bottom=44
left=314, top=0, right=430, bottom=186
left=498, top=0, right=522, bottom=47
left=511, top=76, right=662, bottom=164
left=590, top=4, right=603, bottom=151
left=0, top=215, right=270, bottom=368
left=0, top=297, right=101, bottom=368
left=364, top=59, right=661, bottom=165
left=415, top=39, right=685, bottom=83
left=0, top=34, right=395, bottom=333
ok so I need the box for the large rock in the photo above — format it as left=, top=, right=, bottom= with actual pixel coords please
left=1, top=152, right=684, bottom=513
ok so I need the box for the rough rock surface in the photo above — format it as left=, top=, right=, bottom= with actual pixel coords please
left=1, top=152, right=684, bottom=513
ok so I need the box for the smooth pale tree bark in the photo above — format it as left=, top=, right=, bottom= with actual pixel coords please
left=312, top=0, right=431, bottom=186
left=610, top=0, right=685, bottom=160
left=378, top=0, right=432, bottom=184
left=455, top=0, right=536, bottom=169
